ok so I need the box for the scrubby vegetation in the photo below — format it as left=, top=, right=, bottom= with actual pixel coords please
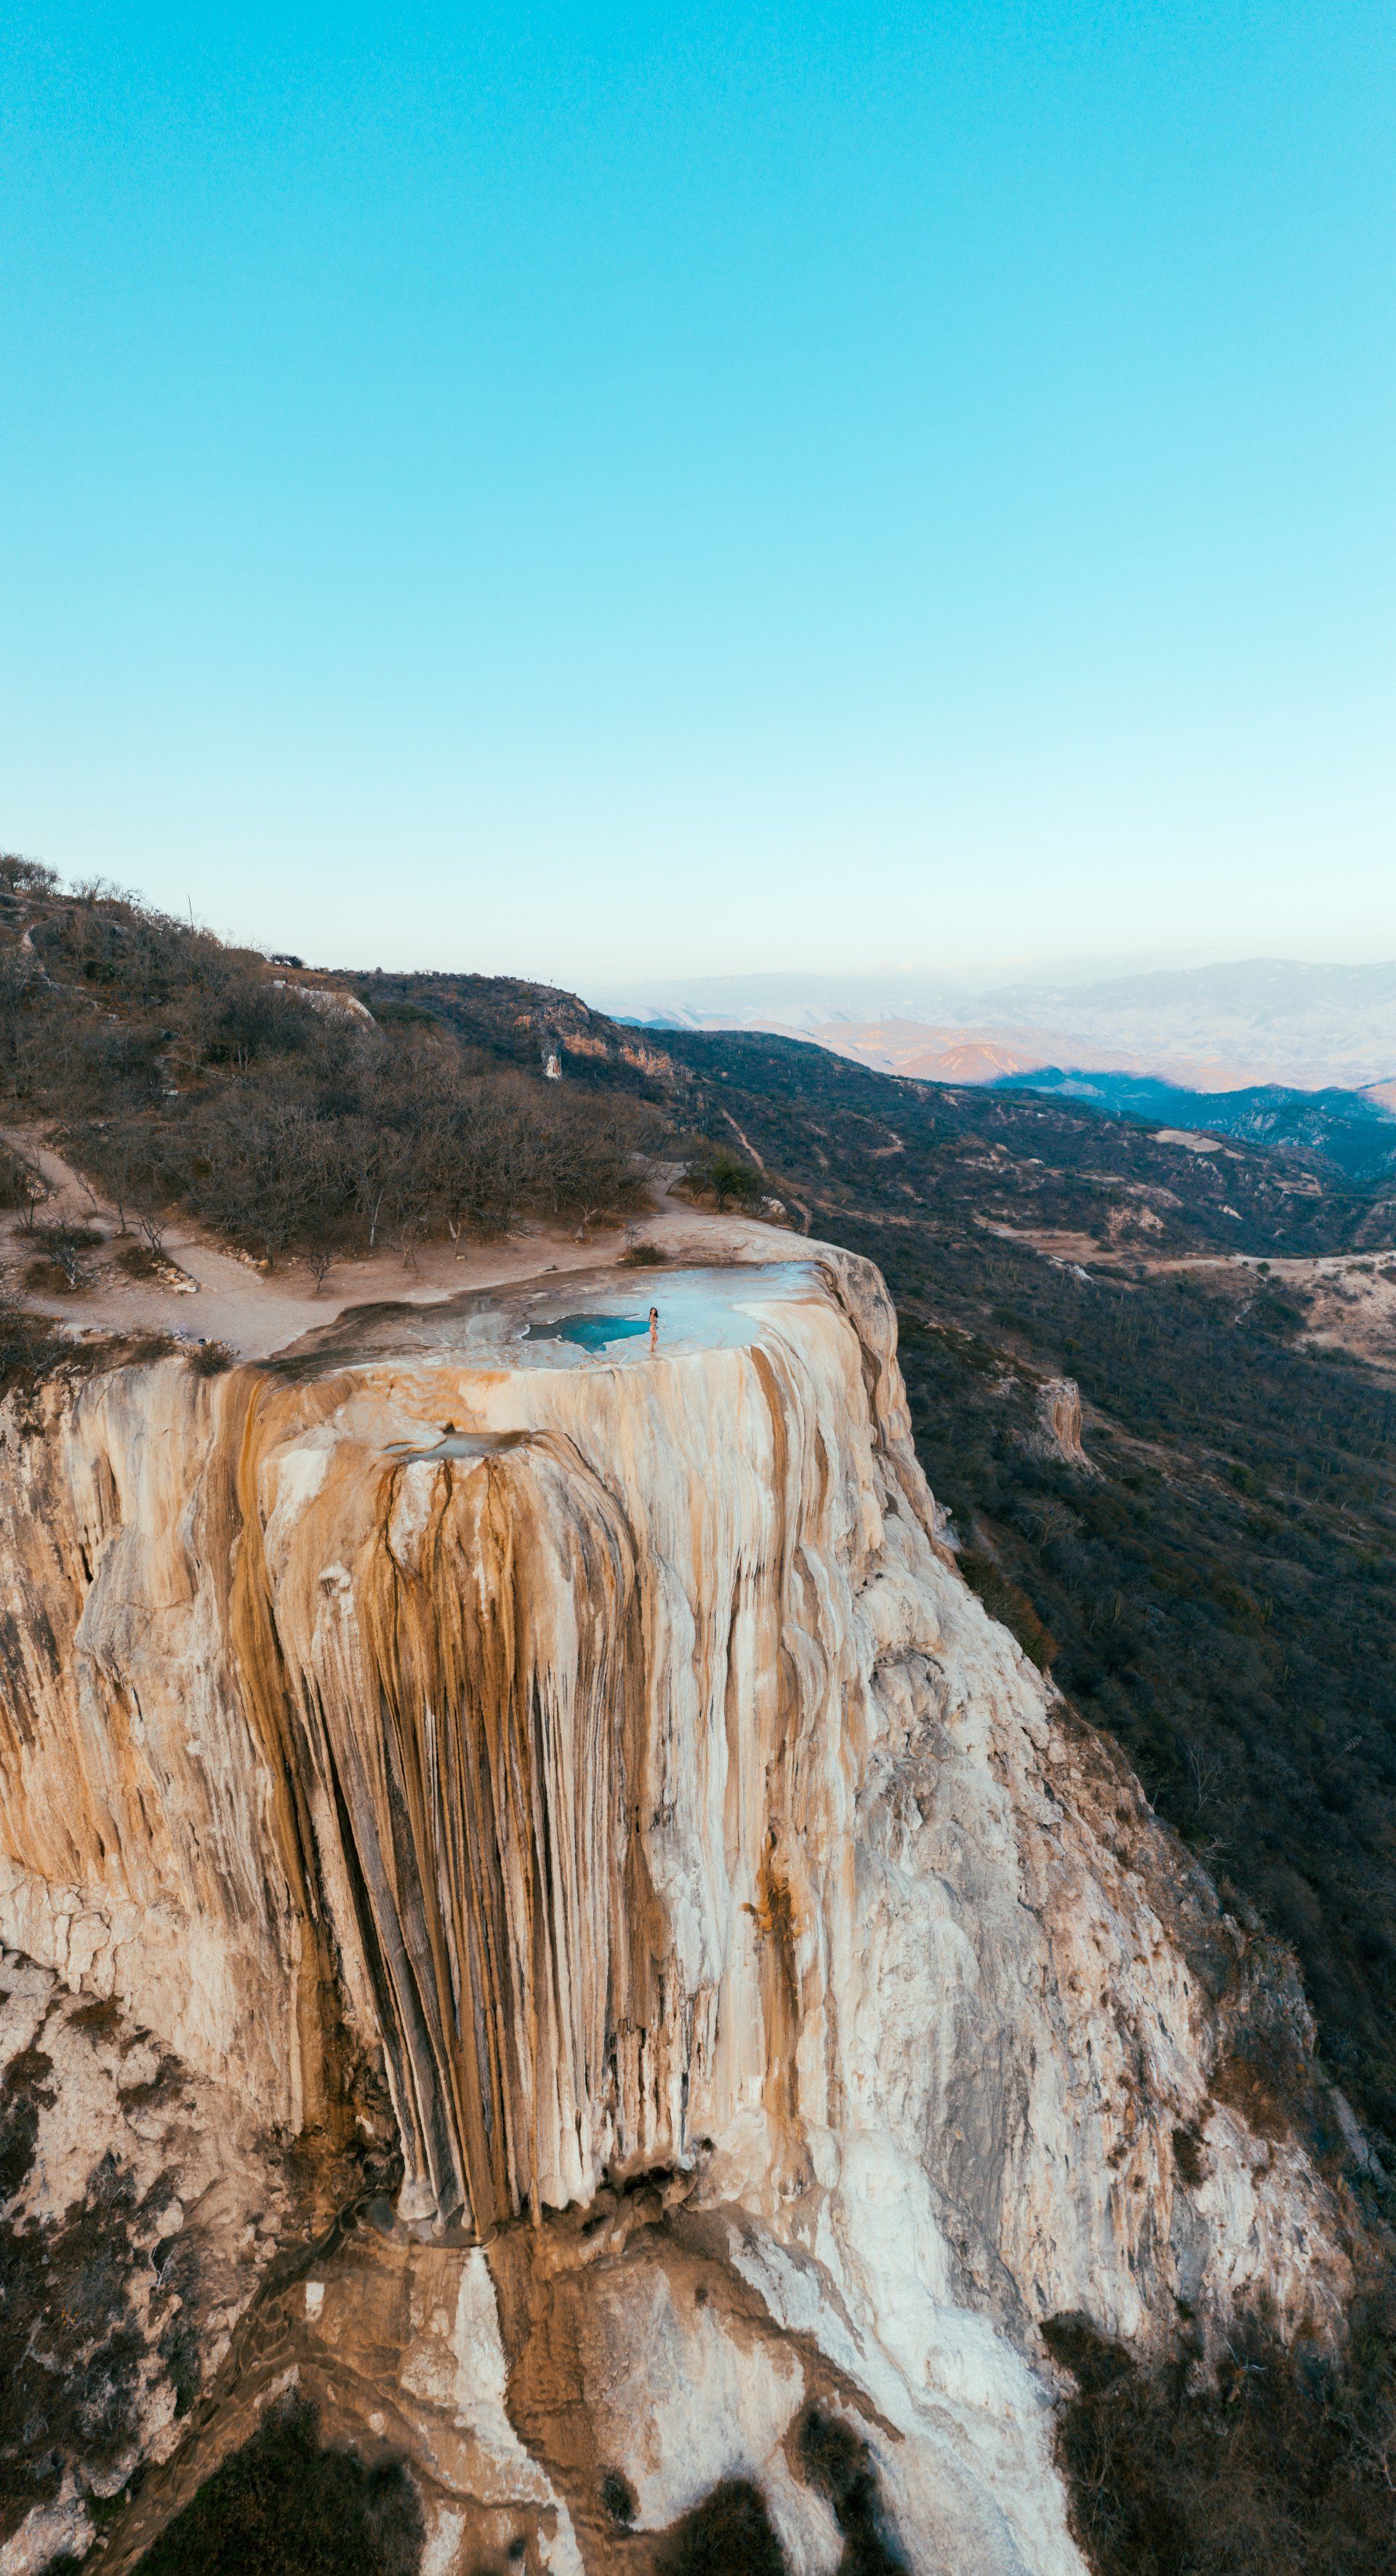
left=683, top=1143, right=765, bottom=1210
left=651, top=2478, right=788, bottom=2576
left=0, top=1296, right=70, bottom=1392
left=795, top=2406, right=907, bottom=2574
left=0, top=859, right=661, bottom=1267
left=1045, top=2305, right=1396, bottom=2575
left=0, top=2013, right=193, bottom=2559
left=131, top=2398, right=423, bottom=2576
left=659, top=1023, right=1396, bottom=1259
left=894, top=1283, right=1396, bottom=2141
left=0, top=1299, right=176, bottom=1397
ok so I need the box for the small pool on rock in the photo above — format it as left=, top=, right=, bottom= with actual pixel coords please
left=282, top=1261, right=823, bottom=1373
left=526, top=1312, right=652, bottom=1350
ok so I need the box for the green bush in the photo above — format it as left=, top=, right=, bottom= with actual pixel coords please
left=689, top=1146, right=762, bottom=1209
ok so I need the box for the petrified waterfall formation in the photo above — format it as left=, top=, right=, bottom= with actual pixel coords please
left=0, top=1253, right=1355, bottom=2573
left=6, top=1261, right=932, bottom=2235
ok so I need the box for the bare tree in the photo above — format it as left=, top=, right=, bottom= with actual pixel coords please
left=1185, top=1740, right=1223, bottom=1816
left=307, top=1237, right=336, bottom=1295
left=12, top=1152, right=51, bottom=1234
left=342, top=1118, right=394, bottom=1249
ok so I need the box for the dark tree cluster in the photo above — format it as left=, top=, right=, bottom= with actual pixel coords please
left=129, top=2398, right=423, bottom=2576
left=0, top=860, right=657, bottom=1267
left=1044, top=2306, right=1396, bottom=2576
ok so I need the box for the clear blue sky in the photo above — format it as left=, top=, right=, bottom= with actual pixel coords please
left=2, top=3, right=1393, bottom=984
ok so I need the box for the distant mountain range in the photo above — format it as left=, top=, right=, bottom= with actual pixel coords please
left=590, top=958, right=1396, bottom=1094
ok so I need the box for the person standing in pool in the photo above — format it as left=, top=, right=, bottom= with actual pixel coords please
left=649, top=1306, right=659, bottom=1352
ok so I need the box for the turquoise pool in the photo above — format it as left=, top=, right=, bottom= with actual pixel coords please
left=526, top=1312, right=652, bottom=1350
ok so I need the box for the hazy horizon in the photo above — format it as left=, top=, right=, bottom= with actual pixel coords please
left=580, top=952, right=1396, bottom=1092
left=580, top=950, right=1396, bottom=1006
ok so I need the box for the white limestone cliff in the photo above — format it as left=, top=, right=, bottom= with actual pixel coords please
left=0, top=1252, right=1356, bottom=2573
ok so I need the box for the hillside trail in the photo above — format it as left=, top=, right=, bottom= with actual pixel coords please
left=1, top=1128, right=797, bottom=1360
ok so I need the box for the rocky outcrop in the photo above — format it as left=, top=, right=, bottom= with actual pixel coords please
left=0, top=1959, right=300, bottom=2572
left=1033, top=1377, right=1096, bottom=1472
left=0, top=1254, right=1357, bottom=2572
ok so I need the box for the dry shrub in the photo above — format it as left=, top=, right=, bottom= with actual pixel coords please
left=188, top=1341, right=234, bottom=1377
left=0, top=1144, right=36, bottom=1210
left=117, top=1243, right=166, bottom=1280
left=21, top=1222, right=103, bottom=1294
left=131, top=2396, right=423, bottom=2575
left=958, top=1549, right=1059, bottom=1671
left=23, top=1256, right=84, bottom=1296
left=652, top=2479, right=787, bottom=2576
left=1211, top=2048, right=1294, bottom=2140
left=1045, top=2306, right=1396, bottom=2576
left=0, top=1301, right=67, bottom=1392
left=795, top=2406, right=907, bottom=2575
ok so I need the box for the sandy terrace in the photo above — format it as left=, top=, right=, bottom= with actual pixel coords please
left=976, top=1211, right=1396, bottom=1369
left=1264, top=1253, right=1396, bottom=1371
left=1, top=1131, right=800, bottom=1362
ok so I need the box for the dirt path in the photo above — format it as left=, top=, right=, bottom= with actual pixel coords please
left=1, top=1131, right=801, bottom=1360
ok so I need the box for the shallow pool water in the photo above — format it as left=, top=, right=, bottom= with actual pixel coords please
left=292, top=1261, right=823, bottom=1372
left=526, top=1312, right=652, bottom=1350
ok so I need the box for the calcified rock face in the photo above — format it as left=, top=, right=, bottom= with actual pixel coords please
left=0, top=1255, right=1354, bottom=2573
left=0, top=1962, right=297, bottom=2572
